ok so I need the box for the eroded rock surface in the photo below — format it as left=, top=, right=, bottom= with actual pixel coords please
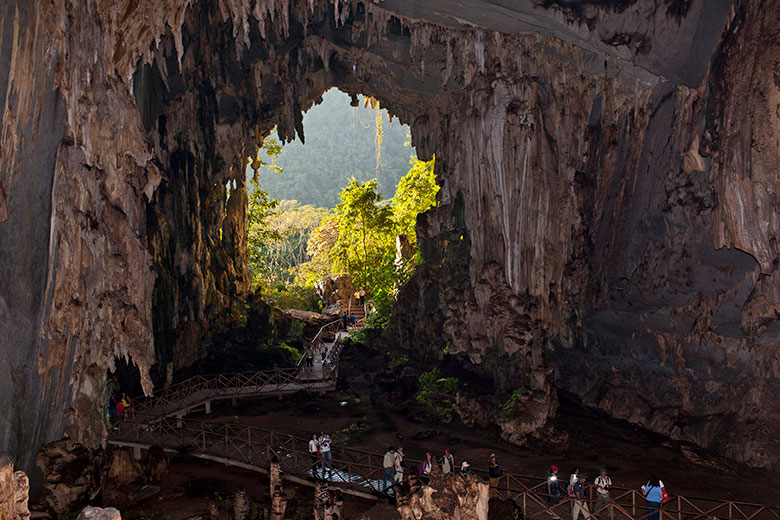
left=397, top=473, right=489, bottom=520
left=1, top=0, right=779, bottom=473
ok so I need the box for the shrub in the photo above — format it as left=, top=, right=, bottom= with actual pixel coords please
left=415, top=368, right=459, bottom=421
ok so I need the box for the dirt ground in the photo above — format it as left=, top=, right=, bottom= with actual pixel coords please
left=123, top=340, right=780, bottom=520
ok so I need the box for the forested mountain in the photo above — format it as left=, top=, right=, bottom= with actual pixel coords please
left=253, top=88, right=411, bottom=207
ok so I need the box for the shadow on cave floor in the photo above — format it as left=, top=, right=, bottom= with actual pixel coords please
left=174, top=341, right=780, bottom=505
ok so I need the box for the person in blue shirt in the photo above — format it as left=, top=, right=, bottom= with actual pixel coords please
left=642, top=475, right=664, bottom=520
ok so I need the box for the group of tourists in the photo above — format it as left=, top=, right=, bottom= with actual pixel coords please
left=309, top=432, right=334, bottom=478
left=340, top=311, right=357, bottom=330
left=547, top=465, right=667, bottom=520
left=309, top=435, right=668, bottom=518
left=107, top=392, right=131, bottom=423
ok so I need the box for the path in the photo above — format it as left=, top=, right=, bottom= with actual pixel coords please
left=109, top=320, right=780, bottom=519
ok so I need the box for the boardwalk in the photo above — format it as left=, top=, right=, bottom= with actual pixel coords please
left=110, top=320, right=780, bottom=520
left=130, top=321, right=348, bottom=421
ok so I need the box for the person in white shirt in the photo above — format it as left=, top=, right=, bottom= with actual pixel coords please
left=594, top=467, right=613, bottom=519
left=382, top=446, right=396, bottom=492
left=393, top=445, right=405, bottom=483
left=441, top=449, right=455, bottom=474
left=318, top=432, right=332, bottom=478
left=308, top=433, right=320, bottom=476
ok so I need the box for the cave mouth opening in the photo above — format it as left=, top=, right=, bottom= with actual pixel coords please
left=244, top=86, right=437, bottom=324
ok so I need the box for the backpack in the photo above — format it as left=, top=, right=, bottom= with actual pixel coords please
left=568, top=482, right=575, bottom=497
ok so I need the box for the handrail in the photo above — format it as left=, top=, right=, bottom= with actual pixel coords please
left=111, top=414, right=780, bottom=519
left=131, top=318, right=353, bottom=418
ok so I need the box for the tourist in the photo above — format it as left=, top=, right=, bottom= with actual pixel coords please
left=393, top=445, right=405, bottom=483
left=309, top=433, right=320, bottom=476
left=488, top=453, right=502, bottom=498
left=441, top=449, right=454, bottom=474
left=349, top=314, right=357, bottom=327
left=572, top=474, right=591, bottom=520
left=382, top=446, right=396, bottom=492
left=120, top=394, right=131, bottom=418
left=547, top=465, right=561, bottom=509
left=642, top=475, right=664, bottom=520
left=417, top=452, right=433, bottom=485
left=318, top=432, right=333, bottom=478
left=115, top=393, right=125, bottom=419
left=594, top=467, right=612, bottom=519
left=460, top=461, right=471, bottom=475
left=341, top=311, right=348, bottom=330
left=108, top=394, right=118, bottom=423
left=568, top=467, right=580, bottom=498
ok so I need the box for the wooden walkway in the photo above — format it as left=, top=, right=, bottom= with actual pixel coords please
left=109, top=319, right=780, bottom=519
left=129, top=321, right=349, bottom=421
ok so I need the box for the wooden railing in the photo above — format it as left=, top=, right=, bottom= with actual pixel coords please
left=111, top=415, right=780, bottom=520
left=131, top=318, right=352, bottom=419
left=489, top=474, right=780, bottom=520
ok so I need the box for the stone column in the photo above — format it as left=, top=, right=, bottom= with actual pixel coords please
left=0, top=454, right=15, bottom=520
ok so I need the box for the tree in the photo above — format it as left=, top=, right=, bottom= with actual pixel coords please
left=392, top=156, right=438, bottom=240
left=330, top=178, right=396, bottom=294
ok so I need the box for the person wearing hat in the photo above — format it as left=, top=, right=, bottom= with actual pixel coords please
left=488, top=453, right=502, bottom=498
left=441, top=449, right=455, bottom=474
left=417, top=452, right=433, bottom=485
left=594, top=467, right=613, bottom=519
left=547, top=465, right=562, bottom=510
left=460, top=461, right=471, bottom=475
left=572, top=474, right=591, bottom=520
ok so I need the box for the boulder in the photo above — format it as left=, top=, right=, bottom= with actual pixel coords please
left=76, top=507, right=121, bottom=520
left=396, top=472, right=489, bottom=520
left=36, top=440, right=102, bottom=514
left=315, top=275, right=353, bottom=308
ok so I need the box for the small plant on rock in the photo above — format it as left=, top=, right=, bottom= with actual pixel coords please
left=415, top=369, right=459, bottom=421
left=501, top=387, right=528, bottom=416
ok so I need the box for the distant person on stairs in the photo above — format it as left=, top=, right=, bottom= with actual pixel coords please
left=349, top=314, right=356, bottom=327
left=341, top=311, right=349, bottom=331
left=318, top=432, right=333, bottom=478
left=382, top=446, right=396, bottom=492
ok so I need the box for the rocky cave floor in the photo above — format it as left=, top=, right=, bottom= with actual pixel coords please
left=111, top=339, right=780, bottom=520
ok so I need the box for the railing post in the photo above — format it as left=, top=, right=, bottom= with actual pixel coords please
left=676, top=496, right=681, bottom=520
left=633, top=490, right=636, bottom=518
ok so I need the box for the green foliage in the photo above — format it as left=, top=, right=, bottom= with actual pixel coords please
left=390, top=353, right=409, bottom=369
left=501, top=387, right=528, bottom=416
left=330, top=178, right=396, bottom=293
left=277, top=342, right=302, bottom=364
left=287, top=319, right=306, bottom=341
left=254, top=89, right=410, bottom=207
left=261, top=282, right=321, bottom=311
left=415, top=369, right=459, bottom=421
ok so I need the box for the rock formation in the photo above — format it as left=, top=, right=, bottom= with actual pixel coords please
left=76, top=507, right=121, bottom=520
left=0, top=454, right=30, bottom=520
left=396, top=473, right=489, bottom=520
left=1, top=0, right=780, bottom=474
